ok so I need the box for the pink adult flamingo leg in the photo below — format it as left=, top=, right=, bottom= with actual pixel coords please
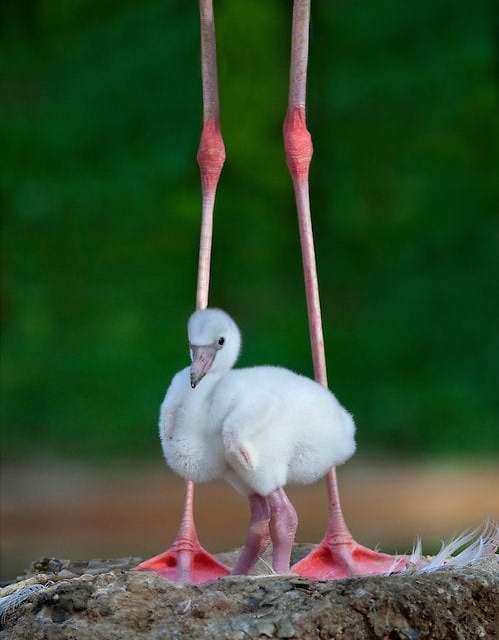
left=285, top=0, right=407, bottom=579
left=136, top=0, right=229, bottom=583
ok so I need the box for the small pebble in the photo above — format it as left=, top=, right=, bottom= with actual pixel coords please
left=79, top=574, right=94, bottom=582
left=236, top=621, right=251, bottom=634
left=174, top=599, right=191, bottom=615
left=57, top=570, right=76, bottom=580
left=276, top=619, right=296, bottom=638
left=256, top=620, right=276, bottom=637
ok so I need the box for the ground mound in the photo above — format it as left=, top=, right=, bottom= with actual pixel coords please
left=1, top=546, right=497, bottom=639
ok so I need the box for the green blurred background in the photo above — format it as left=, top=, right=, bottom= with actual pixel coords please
left=2, top=0, right=498, bottom=460
left=1, top=0, right=499, bottom=580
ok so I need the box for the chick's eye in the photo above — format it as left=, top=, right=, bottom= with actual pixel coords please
left=218, top=337, right=225, bottom=346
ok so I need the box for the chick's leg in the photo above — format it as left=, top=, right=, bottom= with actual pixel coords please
left=232, top=494, right=271, bottom=575
left=268, top=488, right=298, bottom=574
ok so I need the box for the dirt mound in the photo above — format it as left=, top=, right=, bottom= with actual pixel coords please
left=1, top=547, right=497, bottom=639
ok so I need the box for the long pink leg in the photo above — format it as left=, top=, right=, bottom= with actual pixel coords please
left=268, top=488, right=299, bottom=574
left=136, top=0, right=229, bottom=584
left=232, top=494, right=271, bottom=575
left=284, top=0, right=407, bottom=579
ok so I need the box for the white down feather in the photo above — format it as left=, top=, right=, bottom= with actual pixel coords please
left=159, top=308, right=356, bottom=496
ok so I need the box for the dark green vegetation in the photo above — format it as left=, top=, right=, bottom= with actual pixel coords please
left=1, top=0, right=498, bottom=460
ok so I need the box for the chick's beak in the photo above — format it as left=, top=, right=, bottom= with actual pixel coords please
left=190, top=345, right=217, bottom=388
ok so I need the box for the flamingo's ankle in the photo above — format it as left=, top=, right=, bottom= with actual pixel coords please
left=283, top=105, right=313, bottom=181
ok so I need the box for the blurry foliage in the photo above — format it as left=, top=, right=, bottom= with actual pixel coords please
left=1, top=0, right=498, bottom=460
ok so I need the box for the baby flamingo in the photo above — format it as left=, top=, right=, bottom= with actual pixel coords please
left=157, top=308, right=356, bottom=575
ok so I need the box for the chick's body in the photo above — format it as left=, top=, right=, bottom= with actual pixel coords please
left=160, top=360, right=355, bottom=497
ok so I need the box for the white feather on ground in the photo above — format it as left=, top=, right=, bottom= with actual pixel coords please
left=393, top=521, right=499, bottom=575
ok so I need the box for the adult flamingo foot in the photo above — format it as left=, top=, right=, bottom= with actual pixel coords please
left=291, top=469, right=407, bottom=580
left=135, top=481, right=230, bottom=584
left=292, top=539, right=407, bottom=580
left=136, top=543, right=229, bottom=584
